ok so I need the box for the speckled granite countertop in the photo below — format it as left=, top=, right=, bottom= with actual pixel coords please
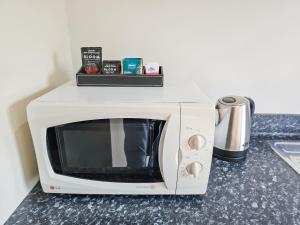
left=5, top=114, right=300, bottom=225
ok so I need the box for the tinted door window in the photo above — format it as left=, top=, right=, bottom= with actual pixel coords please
left=47, top=119, right=165, bottom=183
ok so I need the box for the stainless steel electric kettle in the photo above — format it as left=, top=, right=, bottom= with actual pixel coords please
left=213, top=96, right=255, bottom=162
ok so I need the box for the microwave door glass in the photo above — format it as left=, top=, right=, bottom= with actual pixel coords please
left=46, top=119, right=165, bottom=183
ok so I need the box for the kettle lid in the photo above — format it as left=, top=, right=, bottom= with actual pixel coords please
left=218, top=96, right=249, bottom=106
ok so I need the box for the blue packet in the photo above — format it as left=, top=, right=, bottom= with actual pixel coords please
left=123, top=58, right=143, bottom=75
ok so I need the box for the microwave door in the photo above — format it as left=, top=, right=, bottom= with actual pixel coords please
left=49, top=118, right=166, bottom=183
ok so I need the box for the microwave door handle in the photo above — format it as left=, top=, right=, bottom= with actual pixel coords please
left=158, top=114, right=179, bottom=190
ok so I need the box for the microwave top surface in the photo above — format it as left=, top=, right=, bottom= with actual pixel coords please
left=31, top=80, right=213, bottom=105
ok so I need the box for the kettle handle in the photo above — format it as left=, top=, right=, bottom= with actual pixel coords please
left=245, top=97, right=255, bottom=117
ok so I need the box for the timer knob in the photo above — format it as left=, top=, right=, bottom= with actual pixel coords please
left=186, top=162, right=203, bottom=178
left=188, top=135, right=206, bottom=150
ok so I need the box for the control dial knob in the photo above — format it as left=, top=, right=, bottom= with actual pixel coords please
left=188, top=134, right=206, bottom=150
left=186, top=162, right=203, bottom=178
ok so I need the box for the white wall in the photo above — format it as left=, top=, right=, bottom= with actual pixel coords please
left=66, top=0, right=300, bottom=113
left=0, top=1, right=72, bottom=224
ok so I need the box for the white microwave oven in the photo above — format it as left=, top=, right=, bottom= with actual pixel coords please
left=27, top=81, right=215, bottom=195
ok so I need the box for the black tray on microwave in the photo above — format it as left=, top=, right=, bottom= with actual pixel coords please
left=76, top=66, right=164, bottom=87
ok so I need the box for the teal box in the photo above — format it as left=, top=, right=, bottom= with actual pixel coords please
left=123, top=58, right=143, bottom=74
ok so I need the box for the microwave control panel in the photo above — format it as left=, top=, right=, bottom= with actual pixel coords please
left=176, top=103, right=215, bottom=195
